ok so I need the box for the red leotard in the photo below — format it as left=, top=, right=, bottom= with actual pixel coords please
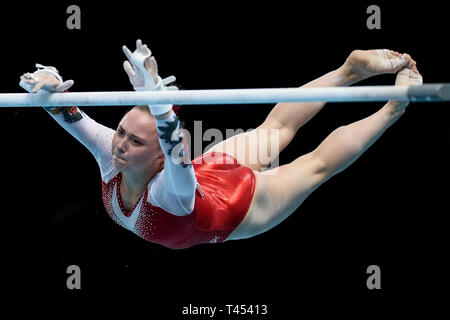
left=102, top=152, right=255, bottom=249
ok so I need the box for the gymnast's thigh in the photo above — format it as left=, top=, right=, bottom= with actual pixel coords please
left=207, top=119, right=285, bottom=172
left=224, top=170, right=269, bottom=240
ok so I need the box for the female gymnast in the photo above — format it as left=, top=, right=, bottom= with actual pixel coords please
left=19, top=40, right=422, bottom=249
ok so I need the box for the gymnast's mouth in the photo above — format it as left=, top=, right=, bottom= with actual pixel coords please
left=113, top=154, right=127, bottom=162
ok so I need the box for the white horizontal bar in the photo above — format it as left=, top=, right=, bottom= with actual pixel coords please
left=0, top=84, right=449, bottom=107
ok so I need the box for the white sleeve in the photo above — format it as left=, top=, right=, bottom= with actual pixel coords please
left=44, top=107, right=116, bottom=182
left=146, top=108, right=197, bottom=216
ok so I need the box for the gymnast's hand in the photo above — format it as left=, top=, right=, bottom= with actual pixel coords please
left=122, top=39, right=160, bottom=91
left=20, top=71, right=74, bottom=93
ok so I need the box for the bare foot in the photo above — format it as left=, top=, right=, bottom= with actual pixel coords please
left=387, top=65, right=423, bottom=112
left=343, top=49, right=416, bottom=80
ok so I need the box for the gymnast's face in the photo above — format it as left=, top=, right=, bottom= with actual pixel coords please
left=112, top=108, right=164, bottom=173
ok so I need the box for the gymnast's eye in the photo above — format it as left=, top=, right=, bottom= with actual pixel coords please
left=132, top=139, right=143, bottom=145
left=117, top=128, right=125, bottom=136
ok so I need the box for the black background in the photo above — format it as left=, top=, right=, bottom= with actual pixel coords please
left=1, top=0, right=448, bottom=317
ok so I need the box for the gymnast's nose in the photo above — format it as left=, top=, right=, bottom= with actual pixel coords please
left=116, top=137, right=128, bottom=154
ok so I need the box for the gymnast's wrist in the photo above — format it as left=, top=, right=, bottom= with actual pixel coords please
left=148, top=104, right=173, bottom=118
left=153, top=109, right=173, bottom=120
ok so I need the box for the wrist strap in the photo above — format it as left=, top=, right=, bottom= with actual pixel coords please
left=34, top=63, right=63, bottom=83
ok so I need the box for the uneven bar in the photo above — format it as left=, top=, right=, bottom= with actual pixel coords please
left=0, top=84, right=449, bottom=107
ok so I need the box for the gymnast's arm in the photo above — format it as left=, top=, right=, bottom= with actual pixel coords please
left=19, top=70, right=114, bottom=168
left=120, top=40, right=197, bottom=216
left=146, top=108, right=197, bottom=216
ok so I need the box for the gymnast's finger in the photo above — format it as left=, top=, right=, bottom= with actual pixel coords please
left=56, top=80, right=74, bottom=92
left=20, top=75, right=34, bottom=84
left=123, top=61, right=135, bottom=78
left=122, top=45, right=133, bottom=61
left=143, top=44, right=151, bottom=56
left=136, top=39, right=143, bottom=52
left=31, top=80, right=46, bottom=93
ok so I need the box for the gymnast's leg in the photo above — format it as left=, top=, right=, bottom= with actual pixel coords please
left=208, top=49, right=414, bottom=172
left=267, top=49, right=414, bottom=134
left=226, top=64, right=422, bottom=240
